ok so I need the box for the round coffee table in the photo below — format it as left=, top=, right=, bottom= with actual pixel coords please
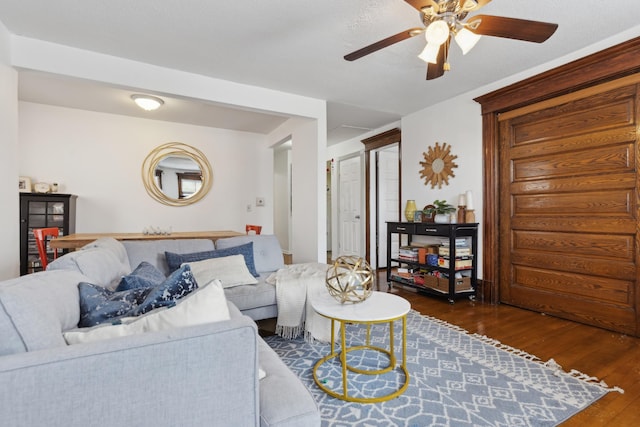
left=311, top=291, right=411, bottom=403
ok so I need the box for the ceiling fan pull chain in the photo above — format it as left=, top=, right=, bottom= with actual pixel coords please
left=443, top=41, right=451, bottom=71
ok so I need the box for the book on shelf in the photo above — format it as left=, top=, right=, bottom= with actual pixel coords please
left=438, top=237, right=470, bottom=248
left=398, top=246, right=419, bottom=261
left=438, top=246, right=472, bottom=256
left=437, top=256, right=473, bottom=270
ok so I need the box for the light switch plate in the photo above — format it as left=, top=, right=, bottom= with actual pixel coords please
left=256, top=197, right=265, bottom=207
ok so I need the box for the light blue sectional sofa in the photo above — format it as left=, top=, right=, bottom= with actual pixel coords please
left=0, top=235, right=320, bottom=427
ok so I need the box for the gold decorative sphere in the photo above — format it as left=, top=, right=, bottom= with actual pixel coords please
left=325, top=256, right=374, bottom=304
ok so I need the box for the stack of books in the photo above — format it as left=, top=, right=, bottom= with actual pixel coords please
left=398, top=246, right=419, bottom=262
left=438, top=237, right=473, bottom=270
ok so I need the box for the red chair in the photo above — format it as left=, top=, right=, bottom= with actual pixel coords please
left=33, top=227, right=60, bottom=271
left=245, top=225, right=262, bottom=235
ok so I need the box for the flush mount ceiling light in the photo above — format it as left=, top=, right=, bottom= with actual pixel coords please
left=345, top=0, right=558, bottom=80
left=131, top=94, right=164, bottom=111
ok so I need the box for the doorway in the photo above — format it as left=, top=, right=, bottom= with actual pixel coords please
left=273, top=139, right=292, bottom=256
left=337, top=154, right=363, bottom=257
left=375, top=144, right=400, bottom=269
left=362, top=128, right=402, bottom=269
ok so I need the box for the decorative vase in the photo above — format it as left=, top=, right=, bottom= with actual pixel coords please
left=325, top=256, right=374, bottom=304
left=434, top=213, right=450, bottom=223
left=404, top=200, right=417, bottom=222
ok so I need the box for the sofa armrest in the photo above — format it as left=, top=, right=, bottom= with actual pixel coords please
left=0, top=316, right=260, bottom=427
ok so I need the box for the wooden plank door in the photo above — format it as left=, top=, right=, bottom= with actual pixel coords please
left=498, top=79, right=640, bottom=335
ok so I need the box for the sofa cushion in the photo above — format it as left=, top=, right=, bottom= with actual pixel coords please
left=0, top=270, right=90, bottom=355
left=64, top=280, right=230, bottom=344
left=223, top=274, right=276, bottom=312
left=215, top=235, right=284, bottom=274
left=82, top=237, right=130, bottom=267
left=78, top=265, right=198, bottom=327
left=165, top=242, right=259, bottom=277
left=186, top=255, right=258, bottom=289
left=48, top=238, right=131, bottom=289
left=116, top=261, right=166, bottom=291
left=257, top=339, right=321, bottom=426
left=122, top=239, right=215, bottom=276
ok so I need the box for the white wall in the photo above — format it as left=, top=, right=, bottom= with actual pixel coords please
left=0, top=21, right=19, bottom=279
left=11, top=35, right=327, bottom=264
left=18, top=102, right=273, bottom=234
left=402, top=96, right=484, bottom=276
left=268, top=117, right=326, bottom=263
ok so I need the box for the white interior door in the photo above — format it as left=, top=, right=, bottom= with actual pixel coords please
left=377, top=145, right=399, bottom=268
left=338, top=155, right=362, bottom=257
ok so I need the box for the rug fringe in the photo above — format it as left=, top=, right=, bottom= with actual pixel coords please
left=472, top=333, right=542, bottom=362
left=410, top=310, right=624, bottom=395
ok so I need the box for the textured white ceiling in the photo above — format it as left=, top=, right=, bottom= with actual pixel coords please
left=2, top=0, right=640, bottom=144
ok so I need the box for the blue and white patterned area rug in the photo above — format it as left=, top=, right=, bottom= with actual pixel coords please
left=264, top=310, right=622, bottom=427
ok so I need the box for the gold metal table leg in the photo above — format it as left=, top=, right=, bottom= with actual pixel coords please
left=312, top=314, right=410, bottom=403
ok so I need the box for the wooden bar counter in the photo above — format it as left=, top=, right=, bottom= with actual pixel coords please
left=50, top=230, right=244, bottom=250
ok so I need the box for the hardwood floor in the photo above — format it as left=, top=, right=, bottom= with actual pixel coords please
left=376, top=274, right=640, bottom=426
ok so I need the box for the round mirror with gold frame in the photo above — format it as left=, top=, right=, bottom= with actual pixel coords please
left=142, top=142, right=213, bottom=206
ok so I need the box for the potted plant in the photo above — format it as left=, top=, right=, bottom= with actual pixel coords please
left=423, top=199, right=456, bottom=223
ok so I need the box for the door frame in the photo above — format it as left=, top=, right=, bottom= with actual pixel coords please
left=362, top=128, right=402, bottom=265
left=474, top=37, right=640, bottom=304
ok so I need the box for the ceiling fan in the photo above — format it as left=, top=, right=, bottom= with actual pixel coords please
left=344, top=0, right=558, bottom=80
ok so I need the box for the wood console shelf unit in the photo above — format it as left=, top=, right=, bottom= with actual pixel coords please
left=386, top=222, right=478, bottom=303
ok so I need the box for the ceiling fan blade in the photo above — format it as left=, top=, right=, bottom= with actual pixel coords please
left=404, top=0, right=439, bottom=13
left=466, top=15, right=558, bottom=43
left=460, top=0, right=492, bottom=11
left=426, top=43, right=446, bottom=80
left=344, top=28, right=424, bottom=61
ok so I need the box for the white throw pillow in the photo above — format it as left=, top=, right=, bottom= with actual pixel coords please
left=186, top=254, right=258, bottom=288
left=64, top=279, right=230, bottom=344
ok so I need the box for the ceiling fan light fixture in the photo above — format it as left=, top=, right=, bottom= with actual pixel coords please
left=454, top=28, right=481, bottom=54
left=131, top=94, right=164, bottom=111
left=418, top=42, right=440, bottom=64
left=425, top=20, right=450, bottom=46
left=461, top=0, right=478, bottom=12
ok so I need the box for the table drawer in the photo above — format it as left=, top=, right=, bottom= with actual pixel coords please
left=415, top=223, right=450, bottom=235
left=387, top=223, right=415, bottom=234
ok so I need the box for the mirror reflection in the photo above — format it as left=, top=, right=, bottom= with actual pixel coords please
left=155, top=156, right=203, bottom=199
left=142, top=142, right=212, bottom=206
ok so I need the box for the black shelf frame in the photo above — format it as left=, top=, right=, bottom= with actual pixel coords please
left=386, top=221, right=478, bottom=303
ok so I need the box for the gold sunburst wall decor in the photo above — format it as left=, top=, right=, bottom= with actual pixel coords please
left=419, top=142, right=458, bottom=189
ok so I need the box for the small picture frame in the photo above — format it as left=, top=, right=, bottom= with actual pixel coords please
left=413, top=211, right=423, bottom=222
left=19, top=176, right=32, bottom=193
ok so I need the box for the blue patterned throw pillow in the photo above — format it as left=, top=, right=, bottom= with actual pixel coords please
left=132, top=264, right=198, bottom=316
left=116, top=261, right=166, bottom=291
left=78, top=283, right=151, bottom=327
left=78, top=265, right=198, bottom=327
left=165, top=242, right=259, bottom=277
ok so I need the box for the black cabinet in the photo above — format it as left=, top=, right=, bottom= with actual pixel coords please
left=19, top=193, right=77, bottom=275
left=386, top=222, right=478, bottom=303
